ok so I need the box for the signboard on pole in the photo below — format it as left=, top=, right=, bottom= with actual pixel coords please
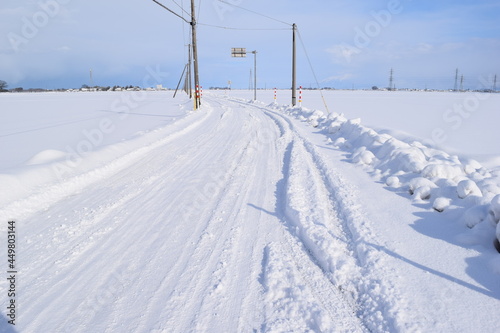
left=231, top=48, right=247, bottom=57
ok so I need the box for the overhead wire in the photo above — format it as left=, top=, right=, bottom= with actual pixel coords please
left=199, top=22, right=291, bottom=31
left=162, top=0, right=323, bottom=110
left=217, top=0, right=292, bottom=27
left=152, top=0, right=190, bottom=24
left=197, top=0, right=202, bottom=21
left=181, top=0, right=188, bottom=59
left=169, top=0, right=190, bottom=16
left=296, top=27, right=330, bottom=114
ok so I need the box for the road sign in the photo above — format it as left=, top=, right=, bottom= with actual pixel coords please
left=231, top=48, right=247, bottom=57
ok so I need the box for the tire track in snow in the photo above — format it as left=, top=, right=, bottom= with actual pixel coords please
left=18, top=104, right=261, bottom=332
left=191, top=111, right=285, bottom=332
left=261, top=138, right=367, bottom=332
left=91, top=105, right=275, bottom=332
left=218, top=98, right=368, bottom=331
left=19, top=107, right=226, bottom=332
left=148, top=100, right=285, bottom=332
left=264, top=104, right=424, bottom=332
left=229, top=99, right=416, bottom=332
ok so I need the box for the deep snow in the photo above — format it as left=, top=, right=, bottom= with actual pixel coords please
left=0, top=90, right=499, bottom=332
left=229, top=89, right=500, bottom=167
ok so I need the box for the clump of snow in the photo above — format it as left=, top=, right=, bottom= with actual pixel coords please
left=457, top=179, right=482, bottom=199
left=26, top=149, right=67, bottom=165
left=376, top=139, right=427, bottom=174
left=385, top=176, right=400, bottom=188
left=433, top=197, right=451, bottom=212
left=308, top=110, right=325, bottom=122
left=496, top=225, right=500, bottom=251
left=463, top=205, right=488, bottom=228
left=333, top=137, right=348, bottom=148
left=489, top=194, right=500, bottom=223
left=310, top=119, right=319, bottom=128
left=408, top=177, right=437, bottom=200
left=352, top=147, right=376, bottom=165
left=421, top=163, right=464, bottom=181
left=328, top=122, right=342, bottom=134
left=462, top=158, right=483, bottom=175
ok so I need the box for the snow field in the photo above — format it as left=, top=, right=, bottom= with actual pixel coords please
left=0, top=94, right=370, bottom=332
left=1, top=91, right=499, bottom=332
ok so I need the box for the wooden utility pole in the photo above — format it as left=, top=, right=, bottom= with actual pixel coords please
left=152, top=0, right=200, bottom=108
left=191, top=0, right=201, bottom=109
left=187, top=44, right=192, bottom=98
left=292, top=23, right=297, bottom=106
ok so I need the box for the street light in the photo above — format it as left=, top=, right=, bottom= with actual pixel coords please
left=231, top=47, right=257, bottom=101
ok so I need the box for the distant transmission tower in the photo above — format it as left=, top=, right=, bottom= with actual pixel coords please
left=493, top=74, right=497, bottom=91
left=460, top=75, right=464, bottom=91
left=389, top=68, right=394, bottom=91
left=454, top=68, right=459, bottom=91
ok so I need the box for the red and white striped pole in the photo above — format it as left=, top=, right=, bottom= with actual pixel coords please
left=299, top=86, right=302, bottom=107
left=195, top=85, right=200, bottom=109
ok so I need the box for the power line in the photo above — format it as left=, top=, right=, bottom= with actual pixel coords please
left=198, top=22, right=290, bottom=31
left=197, top=0, right=202, bottom=20
left=169, top=0, right=190, bottom=16
left=296, top=27, right=330, bottom=114
left=153, top=0, right=201, bottom=109
left=217, top=0, right=292, bottom=26
left=153, top=0, right=190, bottom=24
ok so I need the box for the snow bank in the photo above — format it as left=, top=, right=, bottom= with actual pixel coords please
left=0, top=93, right=197, bottom=210
left=274, top=104, right=500, bottom=252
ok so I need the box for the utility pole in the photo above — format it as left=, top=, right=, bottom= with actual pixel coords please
left=187, top=44, right=192, bottom=98
left=249, top=69, right=252, bottom=90
left=493, top=74, right=497, bottom=92
left=231, top=47, right=257, bottom=100
left=152, top=0, right=200, bottom=108
left=454, top=68, right=459, bottom=91
left=292, top=23, right=297, bottom=106
left=460, top=75, right=464, bottom=91
left=190, top=0, right=200, bottom=109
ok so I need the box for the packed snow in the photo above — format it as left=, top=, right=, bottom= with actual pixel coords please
left=0, top=90, right=499, bottom=332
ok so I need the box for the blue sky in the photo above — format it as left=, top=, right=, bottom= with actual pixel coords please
left=1, top=0, right=499, bottom=90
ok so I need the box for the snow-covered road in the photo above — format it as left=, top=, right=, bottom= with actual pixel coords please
left=1, top=92, right=499, bottom=332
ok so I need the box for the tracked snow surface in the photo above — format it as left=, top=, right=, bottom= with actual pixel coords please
left=0, top=91, right=499, bottom=332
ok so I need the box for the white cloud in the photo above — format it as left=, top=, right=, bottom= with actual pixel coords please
left=321, top=73, right=354, bottom=83
left=57, top=46, right=71, bottom=52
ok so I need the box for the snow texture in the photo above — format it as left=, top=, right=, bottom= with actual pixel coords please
left=0, top=90, right=499, bottom=332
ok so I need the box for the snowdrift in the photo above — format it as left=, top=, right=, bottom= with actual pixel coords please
left=272, top=104, right=500, bottom=252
